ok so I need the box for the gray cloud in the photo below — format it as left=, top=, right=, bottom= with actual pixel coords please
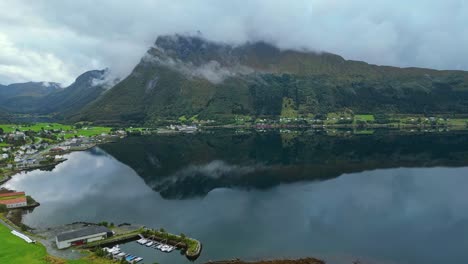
left=1, top=0, right=467, bottom=85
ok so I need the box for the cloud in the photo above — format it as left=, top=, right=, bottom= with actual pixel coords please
left=1, top=0, right=468, bottom=85
left=142, top=49, right=254, bottom=84
left=0, top=33, right=72, bottom=85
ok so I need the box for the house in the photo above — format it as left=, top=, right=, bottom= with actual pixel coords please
left=0, top=192, right=27, bottom=208
left=1, top=153, right=8, bottom=160
left=50, top=147, right=65, bottom=153
left=8, top=131, right=26, bottom=141
left=55, top=226, right=113, bottom=249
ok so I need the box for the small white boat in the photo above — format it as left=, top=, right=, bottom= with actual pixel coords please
left=146, top=241, right=154, bottom=247
left=108, top=246, right=120, bottom=254
left=156, top=244, right=163, bottom=250
left=138, top=239, right=148, bottom=244
left=161, top=245, right=170, bottom=252
left=134, top=257, right=143, bottom=262
left=117, top=252, right=126, bottom=257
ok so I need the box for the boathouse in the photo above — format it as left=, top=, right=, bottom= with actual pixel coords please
left=56, top=226, right=113, bottom=249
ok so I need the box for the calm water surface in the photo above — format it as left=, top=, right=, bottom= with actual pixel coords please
left=4, top=131, right=468, bottom=264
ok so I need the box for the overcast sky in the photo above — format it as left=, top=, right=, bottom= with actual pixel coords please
left=1, top=0, right=467, bottom=85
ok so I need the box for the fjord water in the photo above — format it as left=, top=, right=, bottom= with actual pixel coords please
left=5, top=131, right=468, bottom=264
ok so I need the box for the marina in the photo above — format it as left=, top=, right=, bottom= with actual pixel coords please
left=103, top=245, right=143, bottom=263
left=137, top=237, right=175, bottom=253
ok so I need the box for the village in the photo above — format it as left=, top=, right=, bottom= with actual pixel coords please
left=0, top=124, right=132, bottom=183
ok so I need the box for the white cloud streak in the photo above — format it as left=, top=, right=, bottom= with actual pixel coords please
left=0, top=0, right=467, bottom=85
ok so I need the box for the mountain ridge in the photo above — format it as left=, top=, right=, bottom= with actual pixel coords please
left=0, top=70, right=110, bottom=119
left=75, top=34, right=468, bottom=125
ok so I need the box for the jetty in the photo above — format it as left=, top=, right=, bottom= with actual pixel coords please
left=140, top=228, right=202, bottom=260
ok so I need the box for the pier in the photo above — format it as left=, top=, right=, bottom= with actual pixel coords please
left=140, top=228, right=202, bottom=260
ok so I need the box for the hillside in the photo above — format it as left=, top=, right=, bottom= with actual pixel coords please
left=35, top=69, right=109, bottom=117
left=77, top=34, right=468, bottom=125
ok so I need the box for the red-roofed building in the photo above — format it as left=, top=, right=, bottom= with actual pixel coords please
left=0, top=197, right=27, bottom=208
left=0, top=191, right=25, bottom=197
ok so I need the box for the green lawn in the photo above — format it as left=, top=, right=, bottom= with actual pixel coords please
left=449, top=119, right=468, bottom=126
left=0, top=224, right=114, bottom=264
left=280, top=97, right=298, bottom=118
left=0, top=224, right=48, bottom=264
left=354, top=114, right=375, bottom=122
left=63, top=127, right=112, bottom=139
left=0, top=123, right=73, bottom=133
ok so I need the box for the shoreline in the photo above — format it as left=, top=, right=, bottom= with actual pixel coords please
left=0, top=142, right=99, bottom=186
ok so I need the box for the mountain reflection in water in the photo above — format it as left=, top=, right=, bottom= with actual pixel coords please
left=99, top=130, right=468, bottom=199
left=5, top=131, right=468, bottom=264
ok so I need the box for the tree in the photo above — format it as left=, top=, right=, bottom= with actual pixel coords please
left=0, top=127, right=3, bottom=135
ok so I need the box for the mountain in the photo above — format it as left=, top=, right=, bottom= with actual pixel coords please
left=0, top=70, right=109, bottom=118
left=36, top=69, right=110, bottom=117
left=76, top=34, right=468, bottom=125
left=0, top=82, right=61, bottom=112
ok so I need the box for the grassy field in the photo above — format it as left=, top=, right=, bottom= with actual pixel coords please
left=0, top=123, right=73, bottom=133
left=0, top=123, right=111, bottom=139
left=449, top=119, right=468, bottom=126
left=0, top=224, right=114, bottom=264
left=354, top=114, right=375, bottom=122
left=0, top=223, right=49, bottom=264
left=280, top=97, right=298, bottom=118
left=63, top=127, right=112, bottom=139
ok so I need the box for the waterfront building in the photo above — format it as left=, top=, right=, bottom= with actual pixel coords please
left=55, top=226, right=113, bottom=249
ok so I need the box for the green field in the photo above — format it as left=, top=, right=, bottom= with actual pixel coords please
left=0, top=123, right=113, bottom=139
left=63, top=127, right=112, bottom=139
left=0, top=223, right=115, bottom=264
left=449, top=119, right=468, bottom=126
left=354, top=114, right=375, bottom=122
left=280, top=97, right=298, bottom=118
left=0, top=123, right=73, bottom=133
left=0, top=223, right=49, bottom=264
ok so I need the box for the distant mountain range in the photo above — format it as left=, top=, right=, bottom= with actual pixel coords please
left=2, top=34, right=468, bottom=125
left=0, top=70, right=110, bottom=120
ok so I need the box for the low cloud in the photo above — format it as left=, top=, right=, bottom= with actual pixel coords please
left=143, top=50, right=254, bottom=84
left=1, top=0, right=468, bottom=85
